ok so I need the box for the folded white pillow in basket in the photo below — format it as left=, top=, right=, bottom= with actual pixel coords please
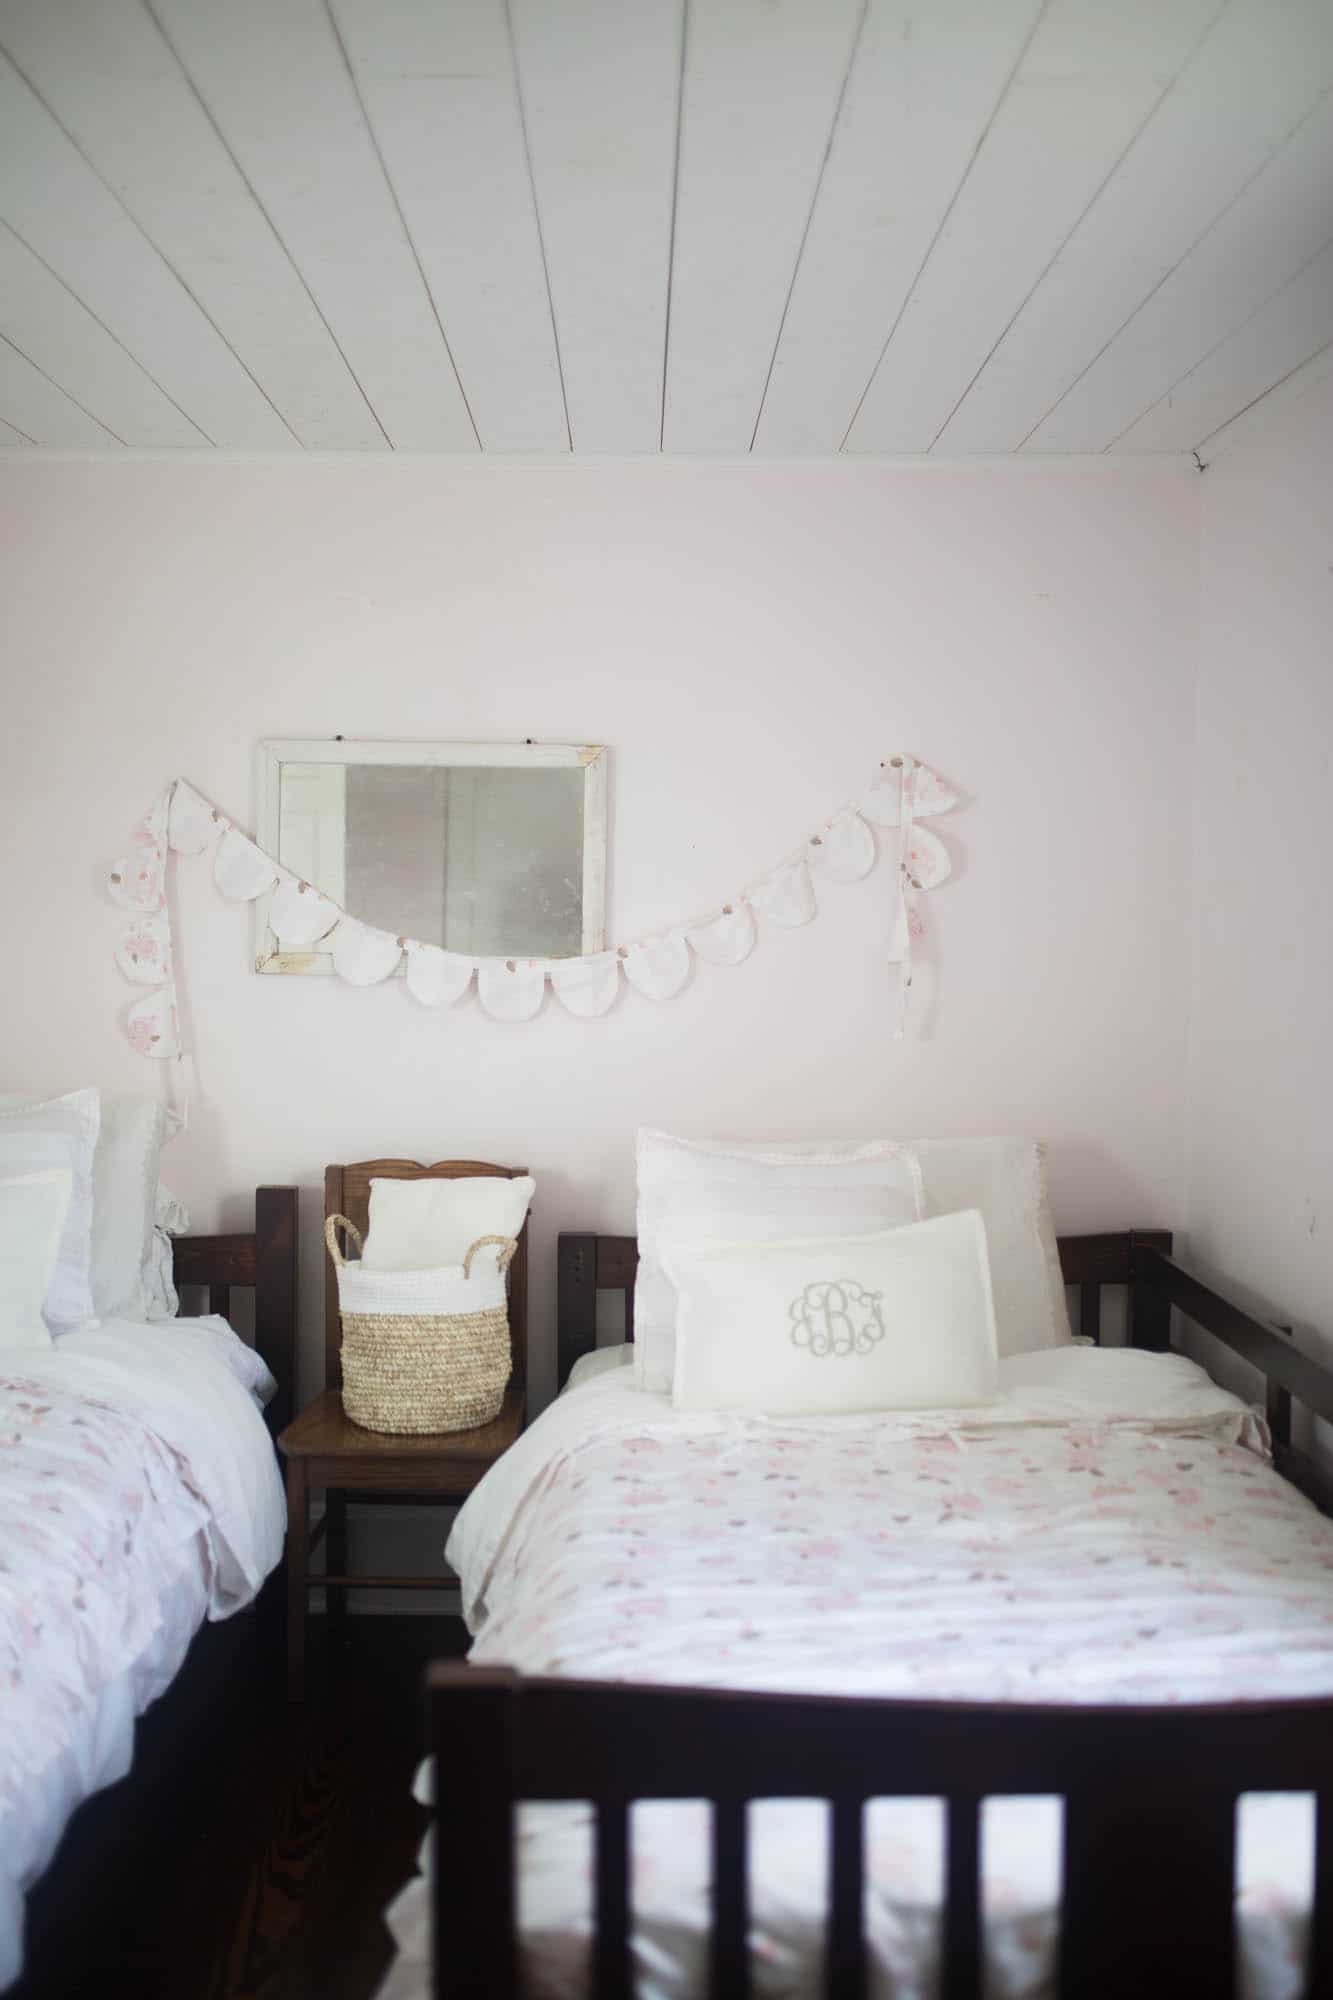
left=360, top=1174, right=535, bottom=1272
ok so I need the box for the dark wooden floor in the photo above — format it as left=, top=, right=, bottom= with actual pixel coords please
left=16, top=1611, right=465, bottom=2000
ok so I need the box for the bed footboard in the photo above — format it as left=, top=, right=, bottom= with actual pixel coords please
left=428, top=1665, right=1333, bottom=2000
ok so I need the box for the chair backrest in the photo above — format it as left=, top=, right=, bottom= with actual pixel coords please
left=323, top=1160, right=529, bottom=1395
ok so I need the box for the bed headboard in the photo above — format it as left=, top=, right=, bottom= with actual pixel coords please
left=171, top=1184, right=298, bottom=1436
left=555, top=1231, right=1171, bottom=1394
left=557, top=1227, right=1333, bottom=1518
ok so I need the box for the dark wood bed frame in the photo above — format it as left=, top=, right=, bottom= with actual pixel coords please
left=429, top=1227, right=1333, bottom=2000
left=14, top=1185, right=298, bottom=2000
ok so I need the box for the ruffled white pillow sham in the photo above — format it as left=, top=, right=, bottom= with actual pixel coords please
left=0, top=1169, right=73, bottom=1349
left=0, top=1088, right=182, bottom=1327
left=664, top=1209, right=999, bottom=1416
left=0, top=1089, right=100, bottom=1331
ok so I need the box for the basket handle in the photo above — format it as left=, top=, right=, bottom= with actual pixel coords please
left=325, top=1213, right=365, bottom=1268
left=463, top=1234, right=519, bottom=1279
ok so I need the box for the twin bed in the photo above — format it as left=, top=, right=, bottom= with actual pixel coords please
left=378, top=1218, right=1333, bottom=2000
left=3, top=1183, right=295, bottom=1997
left=10, top=1133, right=1333, bottom=2000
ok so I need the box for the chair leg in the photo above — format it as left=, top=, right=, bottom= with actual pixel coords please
left=326, top=1489, right=348, bottom=1638
left=286, top=1456, right=308, bottom=1704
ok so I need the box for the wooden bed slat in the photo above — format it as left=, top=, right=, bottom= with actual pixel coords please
left=1310, top=1790, right=1333, bottom=2000
left=1078, top=1281, right=1100, bottom=1342
left=941, top=1795, right=981, bottom=2000
left=826, top=1796, right=865, bottom=2000
left=594, top=1799, right=631, bottom=2000
left=1059, top=1789, right=1235, bottom=2000
left=710, top=1796, right=750, bottom=2000
left=431, top=1668, right=517, bottom=2000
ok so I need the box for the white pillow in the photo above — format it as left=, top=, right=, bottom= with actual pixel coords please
left=0, top=1170, right=73, bottom=1350
left=0, top=1089, right=100, bottom=1331
left=912, top=1138, right=1071, bottom=1356
left=664, top=1209, right=999, bottom=1416
left=360, top=1175, right=535, bottom=1272
left=89, top=1096, right=181, bottom=1319
left=634, top=1131, right=925, bottom=1396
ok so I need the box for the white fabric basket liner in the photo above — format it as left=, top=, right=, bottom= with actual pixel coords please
left=335, top=1259, right=507, bottom=1318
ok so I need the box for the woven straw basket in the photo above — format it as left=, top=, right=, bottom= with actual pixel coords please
left=325, top=1214, right=517, bottom=1435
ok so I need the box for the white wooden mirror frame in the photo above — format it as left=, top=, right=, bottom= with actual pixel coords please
left=253, top=738, right=609, bottom=975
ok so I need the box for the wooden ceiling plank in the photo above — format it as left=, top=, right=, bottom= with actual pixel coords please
left=0, top=50, right=293, bottom=447
left=0, top=0, right=395, bottom=450
left=324, top=0, right=567, bottom=452
left=0, top=220, right=206, bottom=446
left=662, top=0, right=865, bottom=455
left=843, top=0, right=1220, bottom=456
left=153, top=0, right=478, bottom=452
left=753, top=0, right=1041, bottom=456
left=1029, top=89, right=1333, bottom=451
left=0, top=329, right=121, bottom=445
left=1112, top=238, right=1333, bottom=454
left=940, top=0, right=1333, bottom=453
left=507, top=0, right=681, bottom=454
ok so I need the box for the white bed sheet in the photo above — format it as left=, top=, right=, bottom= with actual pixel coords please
left=0, top=1315, right=285, bottom=1992
left=378, top=1344, right=1333, bottom=2000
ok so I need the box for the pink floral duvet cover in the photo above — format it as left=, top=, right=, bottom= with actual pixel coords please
left=378, top=1347, right=1333, bottom=1999
left=1, top=1317, right=284, bottom=1991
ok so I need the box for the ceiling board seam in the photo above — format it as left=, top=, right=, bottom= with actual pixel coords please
left=1104, top=228, right=1333, bottom=452
left=659, top=0, right=689, bottom=454
left=140, top=0, right=387, bottom=450
left=0, top=216, right=214, bottom=446
left=928, top=0, right=1230, bottom=453
left=321, top=0, right=481, bottom=453
left=836, top=0, right=1051, bottom=451
left=0, top=413, right=38, bottom=446
left=1195, top=334, right=1333, bottom=458
left=747, top=0, right=870, bottom=453
left=0, top=327, right=126, bottom=446
left=1016, top=75, right=1333, bottom=450
left=504, top=0, right=572, bottom=452
left=0, top=31, right=296, bottom=450
left=0, top=32, right=296, bottom=451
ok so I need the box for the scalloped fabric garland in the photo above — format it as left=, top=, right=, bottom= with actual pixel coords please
left=107, top=758, right=960, bottom=1067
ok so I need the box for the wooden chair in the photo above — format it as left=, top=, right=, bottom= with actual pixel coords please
left=277, top=1159, right=528, bottom=1702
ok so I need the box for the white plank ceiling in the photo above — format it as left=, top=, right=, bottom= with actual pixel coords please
left=0, top=0, right=1330, bottom=459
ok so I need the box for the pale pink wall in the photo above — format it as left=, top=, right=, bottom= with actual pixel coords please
left=1187, top=376, right=1333, bottom=1370
left=0, top=458, right=1199, bottom=1406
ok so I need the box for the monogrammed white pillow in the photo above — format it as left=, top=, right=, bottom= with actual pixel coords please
left=360, top=1175, right=535, bottom=1271
left=635, top=1131, right=925, bottom=1396
left=663, top=1209, right=999, bottom=1417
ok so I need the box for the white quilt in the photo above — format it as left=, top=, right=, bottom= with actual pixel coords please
left=380, top=1346, right=1333, bottom=1999
left=0, top=1316, right=286, bottom=1992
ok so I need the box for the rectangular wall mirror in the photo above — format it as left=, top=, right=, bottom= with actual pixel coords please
left=254, top=739, right=608, bottom=974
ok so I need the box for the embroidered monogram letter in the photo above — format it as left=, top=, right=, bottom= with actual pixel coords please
left=788, top=1281, right=887, bottom=1358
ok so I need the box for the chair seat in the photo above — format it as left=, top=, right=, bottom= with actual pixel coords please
left=278, top=1381, right=525, bottom=1494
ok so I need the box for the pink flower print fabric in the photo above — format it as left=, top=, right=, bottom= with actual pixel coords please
left=0, top=1375, right=211, bottom=1815
left=418, top=1381, right=1333, bottom=2000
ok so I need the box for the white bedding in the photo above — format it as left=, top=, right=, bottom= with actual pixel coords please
left=0, top=1315, right=286, bottom=1992
left=380, top=1343, right=1333, bottom=2000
